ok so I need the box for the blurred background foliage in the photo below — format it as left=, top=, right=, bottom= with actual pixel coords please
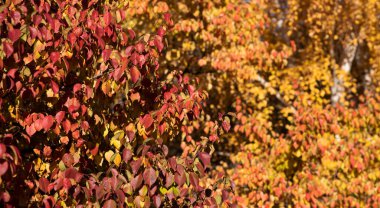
left=126, top=0, right=380, bottom=207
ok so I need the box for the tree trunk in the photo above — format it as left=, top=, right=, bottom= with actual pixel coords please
left=331, top=40, right=358, bottom=104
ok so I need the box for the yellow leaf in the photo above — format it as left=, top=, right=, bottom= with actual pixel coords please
left=46, top=88, right=55, bottom=98
left=33, top=40, right=44, bottom=60
left=293, top=149, right=302, bottom=157
left=8, top=105, right=16, bottom=119
left=105, top=150, right=114, bottom=163
left=113, top=130, right=125, bottom=140
left=103, top=124, right=109, bottom=137
left=113, top=153, right=121, bottom=167
left=110, top=138, right=121, bottom=150
left=110, top=130, right=125, bottom=150
left=62, top=51, right=73, bottom=59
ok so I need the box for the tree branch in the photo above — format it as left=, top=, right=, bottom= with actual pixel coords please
left=255, top=74, right=297, bottom=114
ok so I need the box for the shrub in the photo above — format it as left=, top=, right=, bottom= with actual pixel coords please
left=0, top=0, right=230, bottom=207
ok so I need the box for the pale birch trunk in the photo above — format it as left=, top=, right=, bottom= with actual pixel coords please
left=331, top=40, right=358, bottom=104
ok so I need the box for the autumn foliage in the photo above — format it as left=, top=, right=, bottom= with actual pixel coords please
left=1, top=0, right=380, bottom=207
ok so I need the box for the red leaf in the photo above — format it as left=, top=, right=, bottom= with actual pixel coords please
left=128, top=29, right=136, bottom=40
left=122, top=148, right=132, bottom=163
left=11, top=11, right=21, bottom=23
left=163, top=12, right=173, bottom=25
left=43, top=146, right=52, bottom=157
left=290, top=40, right=296, bottom=52
left=130, top=66, right=140, bottom=84
left=90, top=144, right=99, bottom=156
left=131, top=53, right=138, bottom=66
left=103, top=200, right=117, bottom=208
left=222, top=189, right=229, bottom=201
left=165, top=172, right=174, bottom=187
left=87, top=48, right=93, bottom=60
left=131, top=174, right=143, bottom=190
left=60, top=136, right=69, bottom=145
left=63, top=178, right=71, bottom=190
left=73, top=83, right=82, bottom=93
left=115, top=189, right=125, bottom=206
left=199, top=152, right=211, bottom=167
left=222, top=120, right=231, bottom=132
left=0, top=161, right=8, bottom=176
left=73, top=27, right=83, bottom=37
left=125, top=46, right=133, bottom=56
left=138, top=54, right=146, bottom=68
left=50, top=52, right=60, bottom=64
left=130, top=158, right=142, bottom=175
left=154, top=36, right=164, bottom=52
left=42, top=115, right=54, bottom=132
left=72, top=130, right=80, bottom=139
left=62, top=119, right=71, bottom=134
left=65, top=168, right=82, bottom=182
left=135, top=43, right=144, bottom=53
left=26, top=124, right=36, bottom=136
left=29, top=26, right=38, bottom=39
left=8, top=29, right=21, bottom=43
left=62, top=153, right=74, bottom=167
left=52, top=19, right=61, bottom=33
left=55, top=111, right=65, bottom=124
left=7, top=68, right=17, bottom=79
left=43, top=196, right=54, bottom=208
left=104, top=11, right=112, bottom=26
left=0, top=144, right=6, bottom=156
left=76, top=138, right=85, bottom=148
left=3, top=42, right=14, bottom=58
left=141, top=114, right=153, bottom=129
left=102, top=49, right=112, bottom=61
left=0, top=191, right=10, bottom=203
left=34, top=118, right=43, bottom=131
left=85, top=85, right=94, bottom=99
left=143, top=167, right=157, bottom=187
left=158, top=122, right=166, bottom=135
left=196, top=162, right=205, bottom=176
left=189, top=172, right=199, bottom=188
left=174, top=172, right=186, bottom=187
left=64, top=97, right=81, bottom=113
left=153, top=196, right=161, bottom=208
left=68, top=33, right=77, bottom=45
left=177, top=164, right=185, bottom=175
left=51, top=80, right=59, bottom=94
left=113, top=67, right=124, bottom=81
left=39, top=177, right=50, bottom=193
left=157, top=27, right=166, bottom=37
left=168, top=157, right=177, bottom=170
left=81, top=105, right=87, bottom=116
left=81, top=121, right=89, bottom=131
left=33, top=14, right=42, bottom=26
left=209, top=134, right=219, bottom=142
